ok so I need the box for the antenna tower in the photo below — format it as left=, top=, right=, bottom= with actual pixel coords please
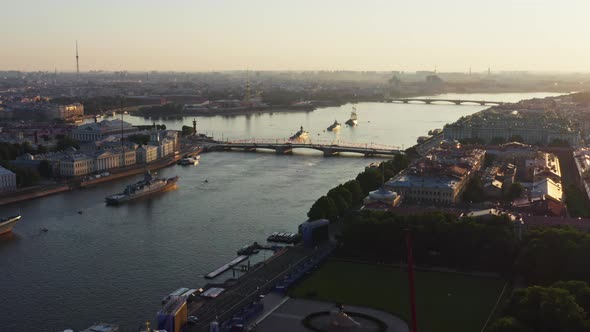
left=75, top=41, right=80, bottom=79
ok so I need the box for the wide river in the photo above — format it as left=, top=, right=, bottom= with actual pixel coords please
left=0, top=92, right=562, bottom=331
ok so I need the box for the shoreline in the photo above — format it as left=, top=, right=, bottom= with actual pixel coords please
left=0, top=152, right=186, bottom=207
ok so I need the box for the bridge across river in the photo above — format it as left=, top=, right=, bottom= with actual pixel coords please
left=386, top=98, right=505, bottom=106
left=203, top=139, right=404, bottom=157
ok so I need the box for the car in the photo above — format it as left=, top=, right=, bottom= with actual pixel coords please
left=187, top=316, right=199, bottom=325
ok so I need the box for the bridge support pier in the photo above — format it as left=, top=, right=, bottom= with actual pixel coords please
left=275, top=147, right=293, bottom=155
left=323, top=149, right=338, bottom=157
left=454, top=101, right=461, bottom=105
left=403, top=100, right=409, bottom=104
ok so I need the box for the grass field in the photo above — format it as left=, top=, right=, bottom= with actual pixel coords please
left=290, top=260, right=505, bottom=332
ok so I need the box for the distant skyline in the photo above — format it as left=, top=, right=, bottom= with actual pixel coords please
left=1, top=0, right=590, bottom=72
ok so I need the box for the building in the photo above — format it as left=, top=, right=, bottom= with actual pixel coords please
left=385, top=147, right=485, bottom=205
left=95, top=150, right=122, bottom=172
left=148, top=130, right=177, bottom=159
left=71, top=119, right=138, bottom=142
left=136, top=145, right=158, bottom=164
left=443, top=107, right=580, bottom=146
left=524, top=152, right=561, bottom=182
left=0, top=166, right=16, bottom=193
left=120, top=148, right=136, bottom=167
left=363, top=187, right=401, bottom=207
left=52, top=103, right=84, bottom=120
left=59, top=154, right=94, bottom=177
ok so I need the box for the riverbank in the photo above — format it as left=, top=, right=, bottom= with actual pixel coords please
left=0, top=184, right=71, bottom=206
left=0, top=151, right=190, bottom=207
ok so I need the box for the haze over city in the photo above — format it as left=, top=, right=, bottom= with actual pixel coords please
left=5, top=2, right=590, bottom=332
left=3, top=0, right=590, bottom=72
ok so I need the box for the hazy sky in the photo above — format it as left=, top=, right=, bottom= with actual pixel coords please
left=1, top=0, right=589, bottom=72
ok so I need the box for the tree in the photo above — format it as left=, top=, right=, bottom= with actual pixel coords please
left=549, top=138, right=570, bottom=147
left=54, top=137, right=80, bottom=151
left=308, top=196, right=339, bottom=221
left=181, top=125, right=194, bottom=136
left=38, top=160, right=52, bottom=178
left=344, top=180, right=363, bottom=205
left=503, top=286, right=586, bottom=332
left=36, top=144, right=48, bottom=154
left=487, top=317, right=532, bottom=332
left=127, top=134, right=150, bottom=146
left=490, top=137, right=507, bottom=145
left=462, top=177, right=485, bottom=203
left=553, top=281, right=590, bottom=314
left=503, top=182, right=523, bottom=201
left=484, top=153, right=497, bottom=167
left=356, top=169, right=382, bottom=195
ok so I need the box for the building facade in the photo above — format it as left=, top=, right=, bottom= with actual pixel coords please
left=71, top=120, right=138, bottom=142
left=0, top=166, right=17, bottom=193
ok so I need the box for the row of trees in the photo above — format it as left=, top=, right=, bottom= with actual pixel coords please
left=516, top=227, right=590, bottom=285
left=306, top=154, right=410, bottom=221
left=338, top=211, right=517, bottom=273
left=489, top=281, right=590, bottom=332
left=0, top=160, right=40, bottom=188
left=307, top=180, right=362, bottom=221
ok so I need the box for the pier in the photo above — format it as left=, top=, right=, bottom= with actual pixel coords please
left=205, top=255, right=249, bottom=279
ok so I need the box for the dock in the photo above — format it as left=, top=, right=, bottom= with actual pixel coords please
left=205, top=255, right=249, bottom=279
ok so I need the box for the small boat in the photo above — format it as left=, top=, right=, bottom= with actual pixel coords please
left=345, top=107, right=358, bottom=126
left=0, top=215, right=21, bottom=235
left=327, top=120, right=341, bottom=131
left=179, top=156, right=199, bottom=166
left=289, top=126, right=309, bottom=141
left=42, top=228, right=48, bottom=232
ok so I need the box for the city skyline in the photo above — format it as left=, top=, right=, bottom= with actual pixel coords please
left=2, top=0, right=590, bottom=72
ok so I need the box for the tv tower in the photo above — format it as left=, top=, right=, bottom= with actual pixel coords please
left=75, top=40, right=80, bottom=79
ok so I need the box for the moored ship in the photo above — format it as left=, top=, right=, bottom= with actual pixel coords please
left=345, top=107, right=358, bottom=126
left=290, top=125, right=310, bottom=141
left=327, top=120, right=341, bottom=131
left=105, top=170, right=178, bottom=205
left=0, top=215, right=21, bottom=235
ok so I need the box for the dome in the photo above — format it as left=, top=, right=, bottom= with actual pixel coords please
left=368, top=187, right=397, bottom=201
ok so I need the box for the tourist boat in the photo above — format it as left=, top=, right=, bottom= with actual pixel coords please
left=289, top=126, right=309, bottom=141
left=105, top=170, right=178, bottom=205
left=345, top=107, right=358, bottom=126
left=327, top=120, right=341, bottom=131
left=0, top=215, right=21, bottom=235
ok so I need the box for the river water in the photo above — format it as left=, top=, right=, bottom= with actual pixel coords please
left=0, top=92, right=563, bottom=331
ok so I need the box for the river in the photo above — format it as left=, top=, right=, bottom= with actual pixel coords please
left=0, top=92, right=564, bottom=331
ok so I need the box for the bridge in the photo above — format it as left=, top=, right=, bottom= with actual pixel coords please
left=386, top=98, right=505, bottom=106
left=203, top=139, right=404, bottom=157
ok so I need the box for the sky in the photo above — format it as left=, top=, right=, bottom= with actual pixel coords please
left=1, top=0, right=590, bottom=72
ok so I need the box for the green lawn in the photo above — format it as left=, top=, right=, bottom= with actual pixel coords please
left=290, top=260, right=505, bottom=332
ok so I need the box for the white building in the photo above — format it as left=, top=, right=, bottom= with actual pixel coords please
left=60, top=154, right=94, bottom=177
left=95, top=150, right=121, bottom=172
left=0, top=166, right=16, bottom=193
left=136, top=145, right=158, bottom=164
left=71, top=120, right=138, bottom=142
